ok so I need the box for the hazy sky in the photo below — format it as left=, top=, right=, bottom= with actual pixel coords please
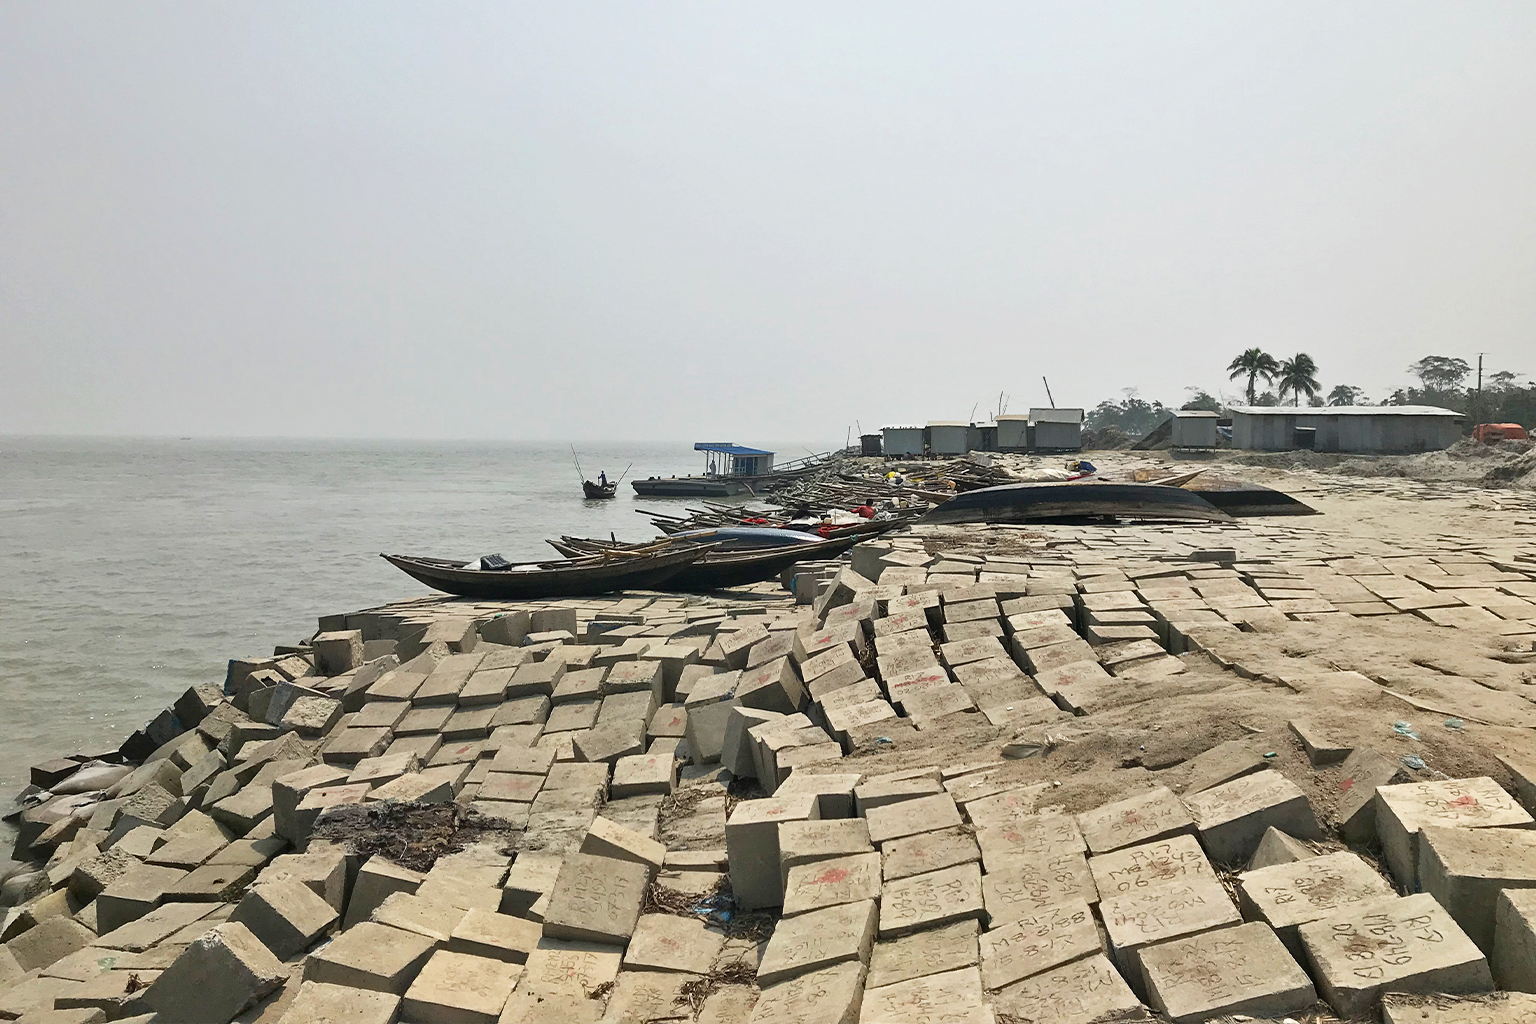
left=3, top=3, right=1534, bottom=442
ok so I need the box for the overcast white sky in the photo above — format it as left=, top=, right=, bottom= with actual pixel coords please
left=3, top=3, right=1533, bottom=442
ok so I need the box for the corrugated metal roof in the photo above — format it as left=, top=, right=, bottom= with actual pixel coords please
left=1229, top=405, right=1462, bottom=417
left=926, top=421, right=973, bottom=428
left=693, top=442, right=774, bottom=456
left=881, top=425, right=924, bottom=431
left=1030, top=408, right=1084, bottom=423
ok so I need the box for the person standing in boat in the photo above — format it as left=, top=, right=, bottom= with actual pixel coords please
left=599, top=470, right=608, bottom=487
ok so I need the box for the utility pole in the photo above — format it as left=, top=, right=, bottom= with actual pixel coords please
left=1042, top=377, right=1056, bottom=408
left=1473, top=352, right=1485, bottom=429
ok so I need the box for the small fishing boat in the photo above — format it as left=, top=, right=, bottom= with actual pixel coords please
left=571, top=449, right=628, bottom=501
left=919, top=481, right=1232, bottom=526
left=380, top=544, right=712, bottom=599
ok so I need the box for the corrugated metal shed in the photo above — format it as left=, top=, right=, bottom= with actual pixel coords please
left=1230, top=406, right=1463, bottom=453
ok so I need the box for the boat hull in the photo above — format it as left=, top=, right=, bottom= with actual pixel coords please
left=381, top=548, right=707, bottom=599
left=582, top=481, right=618, bottom=499
left=659, top=534, right=867, bottom=591
left=919, top=481, right=1232, bottom=526
left=631, top=477, right=748, bottom=497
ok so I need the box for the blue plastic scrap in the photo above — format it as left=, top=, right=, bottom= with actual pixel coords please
left=1403, top=755, right=1426, bottom=770
left=1392, top=721, right=1420, bottom=741
left=1444, top=718, right=1465, bottom=731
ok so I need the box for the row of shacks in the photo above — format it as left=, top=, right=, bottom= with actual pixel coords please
left=875, top=410, right=1085, bottom=457
left=872, top=404, right=1467, bottom=456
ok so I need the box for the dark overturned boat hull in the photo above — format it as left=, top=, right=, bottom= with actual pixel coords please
left=381, top=547, right=709, bottom=599
left=1181, top=480, right=1318, bottom=516
left=918, top=481, right=1233, bottom=526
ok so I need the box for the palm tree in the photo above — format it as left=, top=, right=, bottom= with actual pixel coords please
left=1327, top=384, right=1364, bottom=406
left=1277, top=353, right=1321, bottom=406
left=1227, top=349, right=1280, bottom=405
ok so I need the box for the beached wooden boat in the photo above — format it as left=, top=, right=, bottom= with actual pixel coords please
left=380, top=545, right=712, bottom=599
left=660, top=534, right=867, bottom=591
left=545, top=531, right=867, bottom=591
left=919, top=481, right=1232, bottom=526
left=582, top=480, right=618, bottom=499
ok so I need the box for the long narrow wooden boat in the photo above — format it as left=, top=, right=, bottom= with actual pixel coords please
left=660, top=533, right=868, bottom=591
left=582, top=480, right=618, bottom=499
left=544, top=532, right=868, bottom=590
left=380, top=545, right=712, bottom=599
left=919, top=481, right=1232, bottom=526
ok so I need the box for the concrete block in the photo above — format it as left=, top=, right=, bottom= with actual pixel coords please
left=541, top=852, right=649, bottom=944
left=1298, top=893, right=1492, bottom=1017
left=231, top=878, right=337, bottom=960
left=720, top=707, right=782, bottom=779
left=1185, top=771, right=1321, bottom=865
left=143, top=921, right=286, bottom=1023
left=623, top=913, right=725, bottom=974
left=264, top=847, right=348, bottom=912
left=1180, top=741, right=1268, bottom=795
left=880, top=827, right=980, bottom=883
left=1494, top=888, right=1536, bottom=992
left=991, top=952, right=1142, bottom=1024
left=518, top=936, right=622, bottom=998
left=570, top=721, right=645, bottom=764
left=302, top=920, right=437, bottom=993
left=401, top=949, right=520, bottom=1024
left=758, top=898, right=877, bottom=984
left=773, top=771, right=860, bottom=820
left=783, top=851, right=881, bottom=916
left=1375, top=777, right=1533, bottom=890
left=1336, top=747, right=1410, bottom=844
left=445, top=907, right=540, bottom=965
left=1099, top=873, right=1240, bottom=985
left=611, top=753, right=675, bottom=798
left=726, top=793, right=821, bottom=911
left=1237, top=849, right=1394, bottom=958
left=1088, top=834, right=1212, bottom=901
left=95, top=863, right=188, bottom=933
left=857, top=965, right=988, bottom=1023
left=865, top=918, right=979, bottom=991
left=779, top=818, right=873, bottom=887
left=1248, top=826, right=1317, bottom=870
left=1420, top=824, right=1536, bottom=952
left=501, top=853, right=562, bottom=917
left=878, top=862, right=984, bottom=938
left=3, top=916, right=95, bottom=971
left=579, top=816, right=665, bottom=873
left=979, top=897, right=1099, bottom=991
left=737, top=657, right=804, bottom=714
left=982, top=851, right=1098, bottom=926
left=1076, top=786, right=1194, bottom=855
left=1142, top=921, right=1315, bottom=1024
left=1288, top=718, right=1352, bottom=766
left=749, top=960, right=865, bottom=1024
left=864, top=793, right=961, bottom=846
left=274, top=981, right=400, bottom=1024
left=1380, top=991, right=1536, bottom=1023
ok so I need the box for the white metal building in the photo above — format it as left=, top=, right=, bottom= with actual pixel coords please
left=1029, top=408, right=1084, bottom=450
left=995, top=414, right=1030, bottom=451
left=880, top=425, right=925, bottom=457
left=926, top=422, right=971, bottom=455
left=1171, top=410, right=1219, bottom=448
left=1230, top=406, right=1463, bottom=453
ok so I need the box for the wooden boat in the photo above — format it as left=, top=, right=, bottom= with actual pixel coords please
left=919, top=481, right=1232, bottom=526
left=380, top=545, right=712, bottom=599
left=545, top=532, right=870, bottom=591
left=660, top=534, right=867, bottom=591
left=582, top=479, right=618, bottom=499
